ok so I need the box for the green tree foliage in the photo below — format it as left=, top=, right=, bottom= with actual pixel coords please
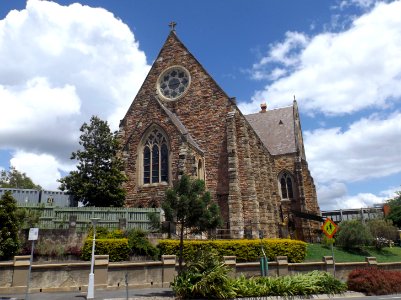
left=58, top=116, right=127, bottom=207
left=386, top=190, right=401, bottom=228
left=336, top=219, right=373, bottom=250
left=162, top=175, right=223, bottom=271
left=0, top=192, right=21, bottom=260
left=0, top=166, right=41, bottom=190
left=15, top=207, right=42, bottom=229
left=367, top=219, right=398, bottom=249
left=125, top=228, right=159, bottom=259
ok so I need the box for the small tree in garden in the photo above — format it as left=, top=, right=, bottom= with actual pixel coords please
left=162, top=175, right=223, bottom=272
left=0, top=192, right=21, bottom=260
left=367, top=219, right=398, bottom=249
left=335, top=219, right=373, bottom=250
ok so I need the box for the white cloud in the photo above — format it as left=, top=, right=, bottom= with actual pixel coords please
left=0, top=0, right=150, bottom=188
left=304, top=112, right=401, bottom=183
left=317, top=182, right=398, bottom=210
left=336, top=0, right=378, bottom=10
left=241, top=0, right=401, bottom=116
left=10, top=151, right=75, bottom=190
left=251, top=32, right=308, bottom=81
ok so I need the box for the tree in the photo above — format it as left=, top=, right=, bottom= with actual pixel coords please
left=58, top=116, right=127, bottom=207
left=335, top=219, right=373, bottom=250
left=0, top=191, right=21, bottom=260
left=0, top=166, right=42, bottom=190
left=386, top=190, right=401, bottom=228
left=367, top=219, right=398, bottom=249
left=162, top=175, right=223, bottom=272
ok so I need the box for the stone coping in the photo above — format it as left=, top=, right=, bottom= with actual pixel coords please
left=108, top=261, right=163, bottom=268
left=335, top=262, right=367, bottom=266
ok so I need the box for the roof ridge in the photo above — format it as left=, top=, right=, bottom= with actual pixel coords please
left=244, top=104, right=293, bottom=116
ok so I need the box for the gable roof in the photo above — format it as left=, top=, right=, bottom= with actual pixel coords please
left=155, top=97, right=204, bottom=154
left=245, top=105, right=296, bottom=155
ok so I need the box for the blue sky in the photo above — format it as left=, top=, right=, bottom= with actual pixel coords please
left=0, top=0, right=400, bottom=210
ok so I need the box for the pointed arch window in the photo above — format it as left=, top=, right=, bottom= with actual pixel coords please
left=142, top=128, right=169, bottom=184
left=279, top=172, right=294, bottom=200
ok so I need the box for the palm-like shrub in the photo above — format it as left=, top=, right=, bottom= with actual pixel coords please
left=171, top=249, right=235, bottom=299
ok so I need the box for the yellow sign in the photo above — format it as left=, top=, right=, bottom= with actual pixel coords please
left=322, top=218, right=337, bottom=239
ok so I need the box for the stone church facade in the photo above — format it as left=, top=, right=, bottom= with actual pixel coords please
left=119, top=29, right=321, bottom=241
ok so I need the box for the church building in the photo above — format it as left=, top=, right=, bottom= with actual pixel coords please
left=119, top=27, right=321, bottom=241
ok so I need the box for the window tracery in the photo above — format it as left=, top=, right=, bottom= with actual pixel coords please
left=142, top=128, right=169, bottom=184
left=279, top=172, right=294, bottom=200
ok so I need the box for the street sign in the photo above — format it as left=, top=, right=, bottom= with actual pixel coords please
left=321, top=218, right=337, bottom=239
left=28, top=228, right=39, bottom=241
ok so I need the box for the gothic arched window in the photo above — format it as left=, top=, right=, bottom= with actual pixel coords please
left=279, top=172, right=294, bottom=200
left=142, top=127, right=169, bottom=184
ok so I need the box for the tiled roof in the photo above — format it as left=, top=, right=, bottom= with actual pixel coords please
left=245, top=106, right=296, bottom=155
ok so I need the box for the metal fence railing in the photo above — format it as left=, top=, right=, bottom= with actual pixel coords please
left=18, top=204, right=161, bottom=231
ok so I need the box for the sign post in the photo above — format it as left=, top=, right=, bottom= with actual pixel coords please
left=321, top=218, right=337, bottom=277
left=25, top=228, right=39, bottom=300
left=259, top=230, right=268, bottom=276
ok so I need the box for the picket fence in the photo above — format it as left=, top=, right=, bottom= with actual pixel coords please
left=18, top=204, right=161, bottom=231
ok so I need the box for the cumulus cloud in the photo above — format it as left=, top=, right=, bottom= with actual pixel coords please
left=241, top=0, right=401, bottom=115
left=305, top=111, right=401, bottom=210
left=318, top=182, right=398, bottom=210
left=251, top=32, right=309, bottom=81
left=0, top=0, right=150, bottom=188
left=10, top=151, right=75, bottom=190
left=304, top=111, right=401, bottom=183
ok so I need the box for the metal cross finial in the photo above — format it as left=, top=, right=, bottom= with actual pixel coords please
left=169, top=21, right=177, bottom=31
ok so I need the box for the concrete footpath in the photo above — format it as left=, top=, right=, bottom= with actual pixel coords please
left=0, top=287, right=174, bottom=300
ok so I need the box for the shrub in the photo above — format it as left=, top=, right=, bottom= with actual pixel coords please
left=172, top=249, right=235, bottom=299
left=230, top=271, right=346, bottom=298
left=88, top=227, right=124, bottom=239
left=125, top=228, right=159, bottom=259
left=347, top=268, right=401, bottom=295
left=35, top=237, right=66, bottom=257
left=173, top=265, right=346, bottom=299
left=367, top=219, right=398, bottom=249
left=158, top=238, right=306, bottom=263
left=335, top=220, right=373, bottom=250
left=81, top=238, right=129, bottom=262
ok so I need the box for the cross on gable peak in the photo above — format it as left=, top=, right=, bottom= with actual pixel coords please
left=169, top=21, right=177, bottom=31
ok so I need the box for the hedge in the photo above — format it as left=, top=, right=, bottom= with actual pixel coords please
left=348, top=268, right=401, bottom=295
left=81, top=238, right=130, bottom=262
left=158, top=239, right=306, bottom=262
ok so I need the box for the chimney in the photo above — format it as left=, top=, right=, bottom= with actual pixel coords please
left=260, top=102, right=267, bottom=113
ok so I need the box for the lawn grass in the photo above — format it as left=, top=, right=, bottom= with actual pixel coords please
left=305, top=243, right=401, bottom=263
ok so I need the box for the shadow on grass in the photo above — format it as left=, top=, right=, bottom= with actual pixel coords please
left=335, top=246, right=401, bottom=262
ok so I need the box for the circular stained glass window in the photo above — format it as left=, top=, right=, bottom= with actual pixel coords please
left=157, top=66, right=190, bottom=100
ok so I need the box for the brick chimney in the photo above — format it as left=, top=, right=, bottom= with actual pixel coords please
left=260, top=102, right=267, bottom=113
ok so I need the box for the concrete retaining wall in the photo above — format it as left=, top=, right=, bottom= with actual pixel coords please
left=1, top=255, right=400, bottom=293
